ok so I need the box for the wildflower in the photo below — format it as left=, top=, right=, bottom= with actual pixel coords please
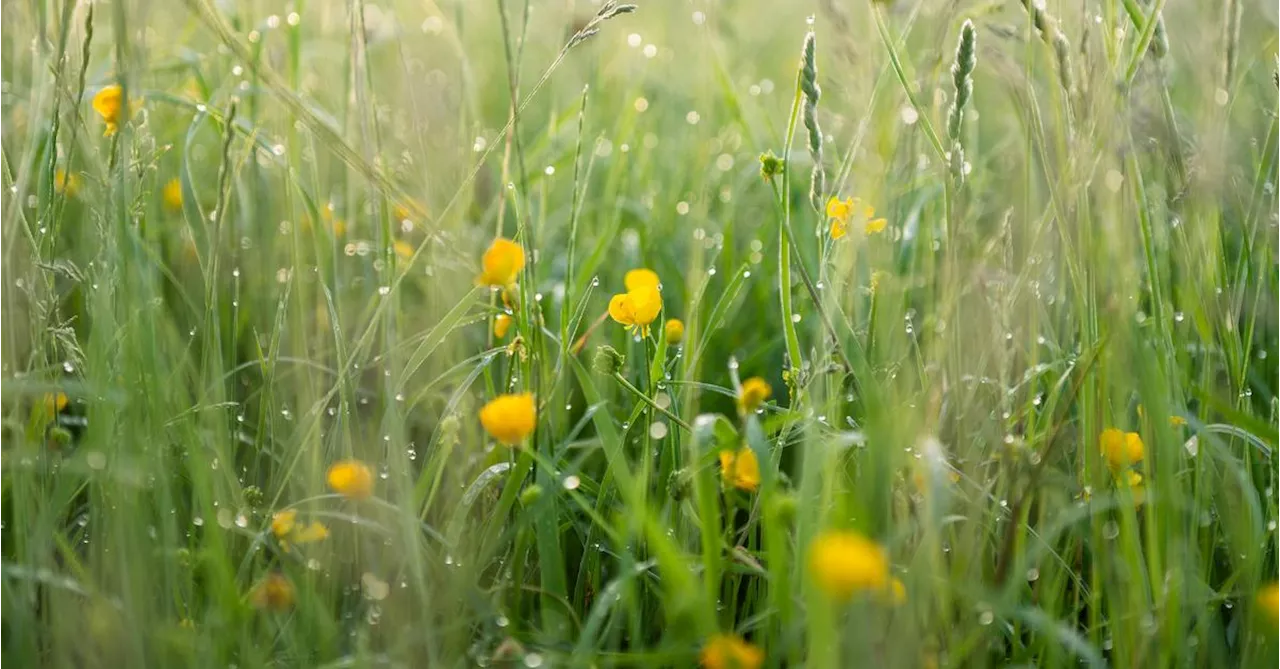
left=249, top=572, right=295, bottom=612
left=393, top=240, right=414, bottom=261
left=808, top=530, right=891, bottom=600
left=624, top=268, right=661, bottom=291
left=1258, top=582, right=1279, bottom=624
left=270, top=509, right=329, bottom=552
left=888, top=576, right=907, bottom=605
left=719, top=447, right=761, bottom=492
left=1120, top=469, right=1146, bottom=507
left=480, top=393, right=537, bottom=446
left=737, top=377, right=772, bottom=414
left=477, top=237, right=525, bottom=287
left=494, top=314, right=513, bottom=338
left=1099, top=428, right=1144, bottom=471
left=826, top=195, right=886, bottom=239
left=54, top=169, right=81, bottom=197
left=42, top=392, right=69, bottom=418
left=608, top=286, right=663, bottom=336
left=1169, top=415, right=1187, bottom=427
left=700, top=634, right=764, bottom=669
left=665, top=318, right=685, bottom=345
left=321, top=206, right=346, bottom=237
left=162, top=178, right=183, bottom=212
left=92, top=85, right=125, bottom=136
left=326, top=459, right=374, bottom=500
left=758, top=150, right=785, bottom=183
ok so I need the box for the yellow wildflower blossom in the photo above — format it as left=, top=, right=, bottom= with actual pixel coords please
left=808, top=530, right=891, bottom=600
left=249, top=572, right=295, bottom=612
left=271, top=509, right=329, bottom=552
left=494, top=313, right=513, bottom=339
left=1258, top=582, right=1279, bottom=625
left=92, top=85, right=140, bottom=136
left=393, top=240, right=414, bottom=261
left=608, top=285, right=663, bottom=336
left=163, top=178, right=183, bottom=212
left=664, top=318, right=685, bottom=345
left=827, top=195, right=886, bottom=239
left=43, top=392, right=69, bottom=417
left=699, top=634, right=763, bottom=669
left=737, top=377, right=772, bottom=414
left=1099, top=428, right=1144, bottom=471
left=719, top=447, right=761, bottom=492
left=624, top=268, right=661, bottom=291
left=54, top=169, right=81, bottom=197
left=480, top=393, right=537, bottom=446
left=326, top=459, right=374, bottom=500
left=477, top=237, right=525, bottom=287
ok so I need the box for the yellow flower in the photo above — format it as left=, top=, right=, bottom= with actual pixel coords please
left=494, top=314, right=513, bottom=339
left=163, top=178, right=183, bottom=212
left=888, top=576, right=907, bottom=605
left=92, top=85, right=140, bottom=136
left=608, top=285, right=663, bottom=336
left=270, top=509, right=297, bottom=538
left=624, top=268, right=661, bottom=291
left=393, top=240, right=414, bottom=261
left=827, top=195, right=886, bottom=239
left=808, top=530, right=891, bottom=600
left=42, top=392, right=69, bottom=417
left=1169, top=415, right=1187, bottom=427
left=250, top=572, right=295, bottom=612
left=719, top=447, right=761, bottom=492
left=480, top=393, right=537, bottom=446
left=320, top=205, right=347, bottom=237
left=664, top=318, right=685, bottom=345
left=326, top=459, right=374, bottom=500
left=54, top=169, right=81, bottom=197
left=738, top=377, right=772, bottom=414
left=699, top=634, right=763, bottom=669
left=1099, top=428, right=1144, bottom=471
left=1258, top=582, right=1279, bottom=625
left=271, top=509, right=330, bottom=552
left=477, top=237, right=525, bottom=287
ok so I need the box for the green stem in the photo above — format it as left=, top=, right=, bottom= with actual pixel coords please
left=778, top=71, right=806, bottom=386
left=612, top=372, right=693, bottom=434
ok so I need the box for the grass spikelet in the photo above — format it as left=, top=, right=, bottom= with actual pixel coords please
left=947, top=19, right=976, bottom=184
left=800, top=27, right=825, bottom=215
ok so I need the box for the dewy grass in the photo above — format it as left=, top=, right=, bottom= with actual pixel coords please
left=1, top=1, right=1278, bottom=668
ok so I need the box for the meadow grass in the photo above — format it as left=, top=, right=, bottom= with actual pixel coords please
left=2, top=0, right=1278, bottom=666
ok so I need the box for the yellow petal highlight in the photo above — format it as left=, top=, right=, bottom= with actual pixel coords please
left=719, top=447, right=761, bottom=492
left=624, top=268, right=661, bottom=291
left=1099, top=428, right=1144, bottom=471
left=738, top=377, right=772, bottom=414
left=494, top=314, right=513, bottom=339
left=163, top=179, right=183, bottom=212
left=664, top=318, right=685, bottom=345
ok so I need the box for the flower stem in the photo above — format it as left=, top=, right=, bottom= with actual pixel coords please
left=612, top=372, right=693, bottom=434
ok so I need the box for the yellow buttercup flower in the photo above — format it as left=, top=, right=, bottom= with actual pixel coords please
left=477, top=237, right=525, bottom=287
left=92, top=85, right=140, bottom=136
left=42, top=392, right=69, bottom=417
left=271, top=509, right=329, bottom=552
left=719, top=447, right=761, bottom=492
left=888, top=576, right=907, bottom=605
left=480, top=393, right=537, bottom=446
left=494, top=314, right=513, bottom=339
left=827, top=195, right=886, bottom=239
left=1120, top=469, right=1146, bottom=507
left=808, top=530, right=891, bottom=600
left=608, top=285, right=663, bottom=336
left=326, top=459, right=374, bottom=500
left=664, top=318, right=685, bottom=345
left=737, top=377, right=772, bottom=414
left=163, top=178, right=183, bottom=212
left=393, top=240, right=414, bottom=261
left=1099, top=428, right=1144, bottom=471
left=624, top=268, right=661, bottom=291
left=1258, top=582, right=1279, bottom=625
left=250, top=572, right=295, bottom=612
left=699, top=634, right=763, bottom=669
left=54, top=169, right=81, bottom=197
